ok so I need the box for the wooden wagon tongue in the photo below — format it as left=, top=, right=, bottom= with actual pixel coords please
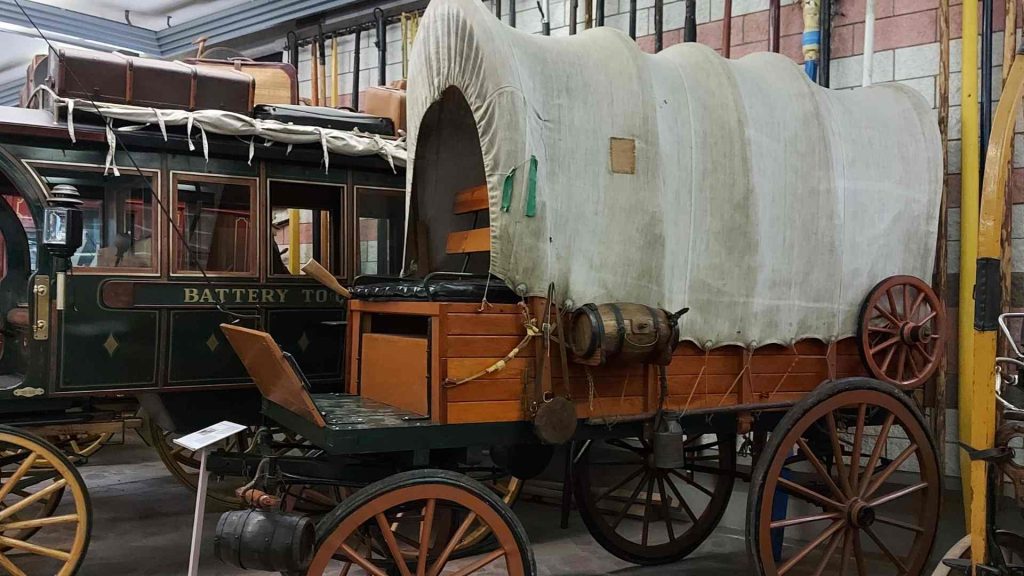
left=300, top=258, right=351, bottom=299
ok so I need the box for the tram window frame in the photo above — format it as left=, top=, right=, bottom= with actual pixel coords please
left=170, top=172, right=258, bottom=277
left=267, top=180, right=347, bottom=280
left=354, top=186, right=405, bottom=278
left=27, top=162, right=161, bottom=276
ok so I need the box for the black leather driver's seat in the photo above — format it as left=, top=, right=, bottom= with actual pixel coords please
left=349, top=274, right=519, bottom=303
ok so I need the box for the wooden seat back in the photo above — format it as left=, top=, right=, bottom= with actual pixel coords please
left=220, top=324, right=326, bottom=428
left=446, top=183, right=491, bottom=255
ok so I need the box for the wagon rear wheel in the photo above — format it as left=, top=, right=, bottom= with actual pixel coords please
left=307, top=469, right=535, bottom=575
left=858, top=275, right=946, bottom=390
left=747, top=378, right=940, bottom=576
left=0, top=426, right=90, bottom=576
left=573, top=431, right=736, bottom=565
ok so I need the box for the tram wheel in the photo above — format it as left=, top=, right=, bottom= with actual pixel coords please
left=149, top=419, right=348, bottom=512
left=747, top=377, right=940, bottom=576
left=0, top=426, right=90, bottom=576
left=147, top=418, right=250, bottom=508
left=307, top=469, right=535, bottom=576
left=857, top=275, right=946, bottom=390
left=573, top=431, right=736, bottom=565
left=42, top=433, right=112, bottom=466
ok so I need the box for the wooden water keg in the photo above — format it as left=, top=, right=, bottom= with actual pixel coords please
left=568, top=303, right=683, bottom=366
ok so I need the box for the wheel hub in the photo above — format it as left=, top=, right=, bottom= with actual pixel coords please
left=899, top=321, right=930, bottom=344
left=847, top=499, right=875, bottom=528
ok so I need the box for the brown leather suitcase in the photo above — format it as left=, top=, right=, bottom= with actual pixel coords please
left=185, top=58, right=298, bottom=106
left=20, top=54, right=47, bottom=107
left=48, top=47, right=255, bottom=114
left=362, top=85, right=406, bottom=135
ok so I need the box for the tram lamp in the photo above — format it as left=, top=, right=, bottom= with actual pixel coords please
left=43, top=184, right=84, bottom=259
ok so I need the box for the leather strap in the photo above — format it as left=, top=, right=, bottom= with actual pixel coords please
left=531, top=298, right=552, bottom=412
left=555, top=303, right=572, bottom=399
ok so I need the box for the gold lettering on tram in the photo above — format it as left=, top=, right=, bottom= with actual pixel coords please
left=179, top=287, right=343, bottom=305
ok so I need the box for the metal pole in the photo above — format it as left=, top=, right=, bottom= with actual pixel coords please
left=541, top=0, right=551, bottom=34
left=654, top=0, right=663, bottom=50
left=287, top=30, right=299, bottom=68
left=288, top=208, right=301, bottom=274
left=722, top=0, right=732, bottom=57
left=569, top=0, right=577, bottom=34
left=352, top=28, right=362, bottom=110
left=981, top=0, right=993, bottom=173
left=818, top=0, right=831, bottom=86
left=768, top=0, right=780, bottom=52
left=186, top=449, right=209, bottom=576
left=596, top=0, right=604, bottom=26
left=628, top=0, right=637, bottom=39
left=317, top=25, right=327, bottom=105
left=495, top=0, right=502, bottom=19
left=510, top=0, right=517, bottom=27
left=956, top=0, right=980, bottom=556
left=374, top=8, right=386, bottom=86
left=683, top=0, right=695, bottom=42
left=862, top=0, right=875, bottom=85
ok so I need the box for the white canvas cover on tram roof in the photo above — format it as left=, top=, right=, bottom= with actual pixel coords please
left=405, top=0, right=942, bottom=349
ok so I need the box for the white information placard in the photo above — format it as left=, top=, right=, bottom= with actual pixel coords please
left=173, top=420, right=247, bottom=452
left=174, top=420, right=247, bottom=576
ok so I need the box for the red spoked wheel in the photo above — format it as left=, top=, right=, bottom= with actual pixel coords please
left=746, top=378, right=941, bottom=576
left=857, top=276, right=946, bottom=390
left=306, top=469, right=535, bottom=576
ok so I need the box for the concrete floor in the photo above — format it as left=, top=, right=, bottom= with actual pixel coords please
left=34, top=434, right=992, bottom=575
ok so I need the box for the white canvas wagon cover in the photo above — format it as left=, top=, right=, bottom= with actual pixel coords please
left=405, top=0, right=942, bottom=348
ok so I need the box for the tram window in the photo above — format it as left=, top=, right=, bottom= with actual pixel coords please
left=268, top=181, right=343, bottom=276
left=33, top=166, right=156, bottom=272
left=173, top=175, right=256, bottom=275
left=356, top=188, right=404, bottom=277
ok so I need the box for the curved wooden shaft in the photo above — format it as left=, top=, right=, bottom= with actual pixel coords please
left=302, top=258, right=351, bottom=299
left=964, top=46, right=1024, bottom=567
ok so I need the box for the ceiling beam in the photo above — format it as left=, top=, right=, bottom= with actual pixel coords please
left=155, top=0, right=367, bottom=57
left=0, top=77, right=22, bottom=107
left=0, top=0, right=160, bottom=54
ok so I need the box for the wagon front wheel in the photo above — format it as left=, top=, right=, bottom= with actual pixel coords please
left=747, top=378, right=940, bottom=576
left=307, top=469, right=535, bottom=575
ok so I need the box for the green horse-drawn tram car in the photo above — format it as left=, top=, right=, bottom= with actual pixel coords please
left=0, top=54, right=409, bottom=572
left=193, top=1, right=949, bottom=575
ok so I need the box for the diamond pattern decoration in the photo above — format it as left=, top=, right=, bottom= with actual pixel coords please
left=206, top=333, right=219, bottom=352
left=297, top=332, right=310, bottom=352
left=103, top=334, right=119, bottom=357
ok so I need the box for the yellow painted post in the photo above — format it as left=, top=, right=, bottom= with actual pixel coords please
left=288, top=208, right=300, bottom=275
left=957, top=0, right=981, bottom=562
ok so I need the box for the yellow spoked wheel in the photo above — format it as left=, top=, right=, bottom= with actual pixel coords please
left=0, top=426, right=90, bottom=576
left=47, top=433, right=111, bottom=465
left=149, top=420, right=344, bottom=512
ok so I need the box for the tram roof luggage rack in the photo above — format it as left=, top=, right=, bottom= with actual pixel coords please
left=29, top=88, right=407, bottom=170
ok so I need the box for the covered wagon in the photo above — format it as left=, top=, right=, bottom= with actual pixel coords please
left=215, top=0, right=947, bottom=573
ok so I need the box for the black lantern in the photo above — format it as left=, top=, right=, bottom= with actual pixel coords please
left=43, top=184, right=84, bottom=260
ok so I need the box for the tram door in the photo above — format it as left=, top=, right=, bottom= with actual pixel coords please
left=31, top=165, right=161, bottom=393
